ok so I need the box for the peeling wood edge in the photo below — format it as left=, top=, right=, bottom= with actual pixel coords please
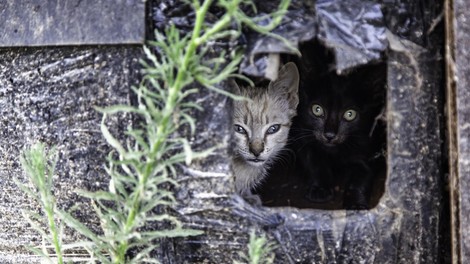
left=0, top=41, right=146, bottom=48
left=445, top=0, right=460, bottom=263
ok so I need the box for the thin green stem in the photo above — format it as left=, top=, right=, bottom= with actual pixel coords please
left=196, top=13, right=231, bottom=45
left=115, top=1, right=215, bottom=262
left=115, top=163, right=153, bottom=263
left=45, top=203, right=63, bottom=264
left=170, top=0, right=211, bottom=94
left=150, top=0, right=212, bottom=157
left=37, top=147, right=63, bottom=264
left=21, top=145, right=64, bottom=264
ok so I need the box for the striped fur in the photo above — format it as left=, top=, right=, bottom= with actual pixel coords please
left=232, top=62, right=299, bottom=202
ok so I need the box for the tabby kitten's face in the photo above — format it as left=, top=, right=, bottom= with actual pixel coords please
left=232, top=63, right=299, bottom=167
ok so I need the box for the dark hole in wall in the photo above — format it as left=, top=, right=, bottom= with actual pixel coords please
left=255, top=40, right=387, bottom=210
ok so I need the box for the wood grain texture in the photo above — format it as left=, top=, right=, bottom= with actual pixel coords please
left=0, top=46, right=140, bottom=263
left=0, top=0, right=145, bottom=46
left=453, top=0, right=470, bottom=262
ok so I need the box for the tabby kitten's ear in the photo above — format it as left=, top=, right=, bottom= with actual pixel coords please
left=269, top=62, right=300, bottom=110
left=229, top=79, right=242, bottom=95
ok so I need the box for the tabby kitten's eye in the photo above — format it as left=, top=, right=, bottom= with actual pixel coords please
left=312, top=104, right=324, bottom=117
left=266, top=124, right=281, bottom=134
left=343, top=109, right=357, bottom=121
left=234, top=125, right=247, bottom=134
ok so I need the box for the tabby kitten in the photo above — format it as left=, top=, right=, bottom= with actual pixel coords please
left=232, top=62, right=299, bottom=202
left=292, top=64, right=385, bottom=209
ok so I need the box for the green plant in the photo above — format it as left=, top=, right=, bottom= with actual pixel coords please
left=235, top=231, right=277, bottom=264
left=15, top=143, right=64, bottom=264
left=18, top=0, right=291, bottom=263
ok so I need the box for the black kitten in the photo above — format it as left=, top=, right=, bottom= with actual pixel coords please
left=291, top=64, right=385, bottom=209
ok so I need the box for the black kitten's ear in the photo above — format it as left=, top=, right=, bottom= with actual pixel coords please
left=352, top=63, right=387, bottom=92
left=269, top=62, right=300, bottom=109
left=354, top=63, right=387, bottom=104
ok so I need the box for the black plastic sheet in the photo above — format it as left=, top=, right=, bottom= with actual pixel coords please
left=153, top=0, right=445, bottom=78
left=240, top=0, right=387, bottom=77
left=380, top=0, right=444, bottom=48
left=154, top=0, right=387, bottom=77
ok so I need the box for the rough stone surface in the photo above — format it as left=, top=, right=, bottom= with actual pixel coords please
left=240, top=0, right=387, bottom=77
left=453, top=0, right=470, bottom=262
left=0, top=46, right=140, bottom=263
left=0, top=0, right=145, bottom=46
left=386, top=36, right=445, bottom=263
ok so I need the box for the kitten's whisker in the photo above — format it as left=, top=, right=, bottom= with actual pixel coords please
left=268, top=149, right=293, bottom=167
left=290, top=128, right=316, bottom=134
left=295, top=142, right=311, bottom=152
left=343, top=140, right=362, bottom=152
left=290, top=134, right=315, bottom=142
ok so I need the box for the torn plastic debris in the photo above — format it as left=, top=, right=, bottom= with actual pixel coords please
left=240, top=0, right=388, bottom=78
left=381, top=0, right=444, bottom=48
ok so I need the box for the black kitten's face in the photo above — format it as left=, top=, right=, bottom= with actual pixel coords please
left=308, top=101, right=360, bottom=147
left=297, top=74, right=375, bottom=149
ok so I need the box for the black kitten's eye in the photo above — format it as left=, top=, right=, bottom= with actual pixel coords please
left=234, top=125, right=247, bottom=134
left=266, top=124, right=281, bottom=134
left=343, top=109, right=357, bottom=121
left=312, top=104, right=324, bottom=117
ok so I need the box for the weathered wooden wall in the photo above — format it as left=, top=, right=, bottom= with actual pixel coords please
left=449, top=0, right=470, bottom=262
left=0, top=0, right=452, bottom=263
left=165, top=32, right=447, bottom=264
left=0, top=1, right=144, bottom=262
left=158, top=1, right=448, bottom=263
left=0, top=0, right=145, bottom=46
left=0, top=46, right=141, bottom=263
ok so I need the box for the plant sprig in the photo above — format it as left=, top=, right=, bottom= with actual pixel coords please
left=16, top=143, right=63, bottom=264
left=18, top=0, right=291, bottom=263
left=235, top=231, right=277, bottom=264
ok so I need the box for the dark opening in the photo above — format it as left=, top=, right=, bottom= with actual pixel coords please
left=256, top=40, right=387, bottom=210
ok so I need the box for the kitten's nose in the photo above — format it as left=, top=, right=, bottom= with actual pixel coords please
left=249, top=140, right=264, bottom=157
left=324, top=132, right=336, bottom=141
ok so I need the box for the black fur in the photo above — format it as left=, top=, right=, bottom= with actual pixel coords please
left=291, top=60, right=386, bottom=209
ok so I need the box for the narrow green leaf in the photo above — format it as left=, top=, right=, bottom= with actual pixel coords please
left=180, top=102, right=204, bottom=111
left=57, top=210, right=101, bottom=243
left=23, top=212, right=51, bottom=244
left=13, top=179, right=41, bottom=204
left=60, top=241, right=95, bottom=250
left=145, top=214, right=179, bottom=223
left=181, top=138, right=193, bottom=165
left=25, top=245, right=53, bottom=263
left=123, top=150, right=144, bottom=162
left=94, top=105, right=145, bottom=115
left=229, top=73, right=255, bottom=88
left=197, top=80, right=247, bottom=100
left=191, top=146, right=218, bottom=161
left=127, top=245, right=158, bottom=264
left=177, top=113, right=197, bottom=134
left=143, top=45, right=161, bottom=69
left=100, top=116, right=127, bottom=155
left=142, top=228, right=204, bottom=239
left=140, top=196, right=175, bottom=214
left=76, top=190, right=118, bottom=202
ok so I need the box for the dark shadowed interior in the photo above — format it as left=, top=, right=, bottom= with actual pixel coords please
left=255, top=40, right=387, bottom=210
